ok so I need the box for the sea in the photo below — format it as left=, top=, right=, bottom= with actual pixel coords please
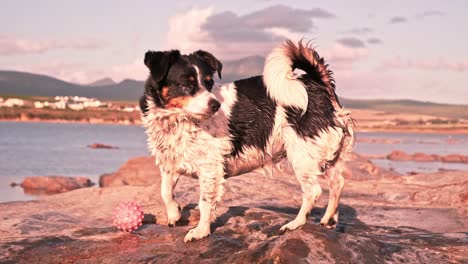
left=1, top=121, right=467, bottom=203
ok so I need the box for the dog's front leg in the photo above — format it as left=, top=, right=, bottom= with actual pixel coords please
left=160, top=168, right=181, bottom=226
left=184, top=168, right=225, bottom=242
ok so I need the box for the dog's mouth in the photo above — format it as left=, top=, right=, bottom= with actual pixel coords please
left=190, top=112, right=214, bottom=120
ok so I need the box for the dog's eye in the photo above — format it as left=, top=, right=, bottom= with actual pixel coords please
left=188, top=76, right=196, bottom=86
left=204, top=77, right=214, bottom=86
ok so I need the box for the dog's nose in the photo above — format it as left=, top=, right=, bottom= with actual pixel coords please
left=208, top=99, right=220, bottom=113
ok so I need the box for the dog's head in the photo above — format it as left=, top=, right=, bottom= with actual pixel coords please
left=143, top=49, right=222, bottom=119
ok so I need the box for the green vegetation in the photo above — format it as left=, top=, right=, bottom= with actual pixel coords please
left=341, top=98, right=468, bottom=119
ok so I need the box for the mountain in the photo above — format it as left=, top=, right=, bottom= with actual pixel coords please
left=0, top=70, right=144, bottom=101
left=0, top=56, right=266, bottom=101
left=340, top=98, right=468, bottom=119
left=87, top=77, right=116, bottom=87
left=1, top=64, right=467, bottom=120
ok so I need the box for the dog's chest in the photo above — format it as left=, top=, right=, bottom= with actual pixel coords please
left=142, top=109, right=231, bottom=175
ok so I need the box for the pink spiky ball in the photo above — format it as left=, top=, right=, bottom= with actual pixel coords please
left=112, top=201, right=144, bottom=232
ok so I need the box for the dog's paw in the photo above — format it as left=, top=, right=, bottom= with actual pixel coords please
left=184, top=226, right=210, bottom=243
left=167, top=204, right=182, bottom=227
left=320, top=213, right=338, bottom=229
left=280, top=219, right=305, bottom=232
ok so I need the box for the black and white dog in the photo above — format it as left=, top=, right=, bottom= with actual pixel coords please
left=140, top=40, right=354, bottom=242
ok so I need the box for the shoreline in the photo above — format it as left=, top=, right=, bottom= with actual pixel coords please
left=0, top=117, right=142, bottom=126
left=2, top=118, right=468, bottom=134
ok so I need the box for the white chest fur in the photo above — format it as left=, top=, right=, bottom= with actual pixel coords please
left=142, top=101, right=231, bottom=176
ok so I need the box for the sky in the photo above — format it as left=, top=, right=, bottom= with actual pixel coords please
left=0, top=0, right=467, bottom=104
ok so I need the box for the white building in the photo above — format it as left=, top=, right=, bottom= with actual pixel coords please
left=1, top=98, right=25, bottom=107
left=34, top=101, right=45, bottom=108
left=121, top=106, right=139, bottom=112
left=68, top=103, right=85, bottom=111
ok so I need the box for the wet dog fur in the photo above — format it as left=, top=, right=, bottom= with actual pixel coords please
left=140, top=40, right=355, bottom=242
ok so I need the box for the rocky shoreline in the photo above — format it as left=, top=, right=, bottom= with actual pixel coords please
left=361, top=150, right=468, bottom=164
left=1, top=154, right=467, bottom=263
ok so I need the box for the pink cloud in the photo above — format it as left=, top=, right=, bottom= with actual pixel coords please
left=321, top=43, right=369, bottom=70
left=377, top=56, right=468, bottom=72
left=0, top=35, right=105, bottom=56
left=110, top=59, right=147, bottom=82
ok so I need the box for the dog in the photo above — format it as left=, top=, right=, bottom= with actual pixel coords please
left=140, top=40, right=354, bottom=242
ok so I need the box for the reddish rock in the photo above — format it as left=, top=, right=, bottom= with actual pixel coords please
left=386, top=150, right=412, bottom=161
left=1, top=158, right=467, bottom=263
left=87, top=143, right=119, bottom=149
left=441, top=154, right=468, bottom=164
left=16, top=176, right=94, bottom=195
left=412, top=152, right=439, bottom=162
left=99, top=156, right=160, bottom=187
left=386, top=150, right=468, bottom=164
left=344, top=153, right=400, bottom=180
left=356, top=137, right=401, bottom=144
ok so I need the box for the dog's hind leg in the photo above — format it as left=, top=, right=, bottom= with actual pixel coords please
left=160, top=168, right=181, bottom=227
left=280, top=136, right=323, bottom=232
left=280, top=160, right=322, bottom=232
left=320, top=159, right=345, bottom=229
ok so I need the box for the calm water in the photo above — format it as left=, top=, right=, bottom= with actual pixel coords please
left=0, top=122, right=148, bottom=202
left=354, top=131, right=468, bottom=175
left=0, top=122, right=467, bottom=202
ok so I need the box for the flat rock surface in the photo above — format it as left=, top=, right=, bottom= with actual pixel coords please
left=1, top=156, right=467, bottom=263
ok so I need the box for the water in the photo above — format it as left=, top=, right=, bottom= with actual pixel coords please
left=0, top=121, right=148, bottom=202
left=354, top=131, right=468, bottom=174
left=354, top=132, right=468, bottom=156
left=0, top=122, right=467, bottom=203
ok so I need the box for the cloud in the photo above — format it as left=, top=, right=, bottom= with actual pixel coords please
left=240, top=5, right=334, bottom=32
left=389, top=16, right=407, bottom=24
left=343, top=27, right=373, bottom=35
left=367, top=37, right=383, bottom=45
left=416, top=10, right=445, bottom=19
left=165, top=5, right=335, bottom=59
left=377, top=56, right=468, bottom=72
left=321, top=43, right=369, bottom=70
left=336, top=37, right=366, bottom=48
left=0, top=35, right=104, bottom=56
left=165, top=7, right=216, bottom=53
left=110, top=59, right=147, bottom=82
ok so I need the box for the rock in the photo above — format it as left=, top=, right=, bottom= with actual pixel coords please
left=99, top=156, right=160, bottom=187
left=15, top=176, right=94, bottom=195
left=386, top=150, right=468, bottom=164
left=87, top=143, right=119, bottom=149
left=386, top=150, right=412, bottom=161
left=441, top=154, right=468, bottom=164
left=356, top=137, right=401, bottom=144
left=344, top=153, right=400, bottom=180
left=411, top=152, right=439, bottom=162
left=1, top=157, right=467, bottom=263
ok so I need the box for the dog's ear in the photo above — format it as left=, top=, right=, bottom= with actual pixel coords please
left=191, top=50, right=223, bottom=79
left=144, top=50, right=181, bottom=83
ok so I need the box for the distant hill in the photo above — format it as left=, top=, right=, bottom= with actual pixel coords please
left=87, top=77, right=116, bottom=87
left=1, top=65, right=467, bottom=120
left=0, top=71, right=144, bottom=101
left=0, top=56, right=265, bottom=101
left=340, top=98, right=468, bottom=120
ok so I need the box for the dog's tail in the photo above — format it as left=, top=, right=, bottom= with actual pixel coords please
left=263, top=40, right=341, bottom=112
